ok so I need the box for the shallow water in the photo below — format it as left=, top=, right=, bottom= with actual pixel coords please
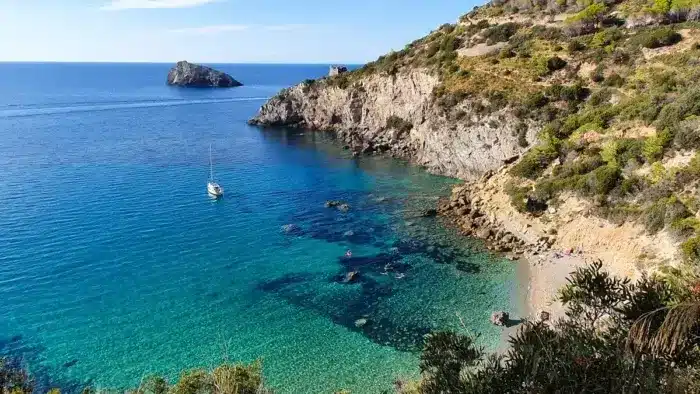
left=0, top=63, right=517, bottom=393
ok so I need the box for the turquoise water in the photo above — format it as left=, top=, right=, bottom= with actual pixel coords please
left=0, top=63, right=517, bottom=393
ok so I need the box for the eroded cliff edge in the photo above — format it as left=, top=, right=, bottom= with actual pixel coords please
left=249, top=70, right=538, bottom=180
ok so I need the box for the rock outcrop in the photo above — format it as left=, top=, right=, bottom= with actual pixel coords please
left=329, top=65, right=348, bottom=76
left=249, top=71, right=538, bottom=180
left=167, top=61, right=242, bottom=88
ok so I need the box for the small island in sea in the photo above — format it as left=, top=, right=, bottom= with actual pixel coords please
left=167, top=60, right=242, bottom=88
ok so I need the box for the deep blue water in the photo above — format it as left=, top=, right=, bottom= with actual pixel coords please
left=0, top=63, right=517, bottom=393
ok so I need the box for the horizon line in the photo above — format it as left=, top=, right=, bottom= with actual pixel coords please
left=0, top=60, right=367, bottom=66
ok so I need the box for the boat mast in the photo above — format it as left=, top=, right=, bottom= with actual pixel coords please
left=209, top=144, right=214, bottom=181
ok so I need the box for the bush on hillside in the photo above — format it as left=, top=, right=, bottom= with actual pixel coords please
left=482, top=23, right=519, bottom=45
left=510, top=142, right=559, bottom=179
left=567, top=39, right=587, bottom=53
left=603, top=72, right=625, bottom=87
left=631, top=28, right=682, bottom=49
left=673, top=116, right=700, bottom=149
left=546, top=56, right=568, bottom=72
left=590, top=65, right=605, bottom=83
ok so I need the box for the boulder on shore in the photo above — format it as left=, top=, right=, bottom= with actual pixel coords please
left=491, top=311, right=509, bottom=326
left=167, top=61, right=242, bottom=88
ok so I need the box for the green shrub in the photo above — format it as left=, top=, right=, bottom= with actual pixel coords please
left=546, top=56, right=567, bottom=72
left=420, top=332, right=482, bottom=393
left=631, top=28, right=682, bottom=49
left=482, top=23, right=519, bottom=45
left=603, top=72, right=624, bottom=87
left=642, top=130, right=671, bottom=163
left=171, top=369, right=213, bottom=394
left=566, top=2, right=608, bottom=24
left=523, top=91, right=548, bottom=110
left=567, top=39, right=586, bottom=53
left=656, top=87, right=700, bottom=134
left=590, top=65, right=605, bottom=83
left=498, top=47, right=516, bottom=59
left=588, top=88, right=612, bottom=106
left=681, top=236, right=700, bottom=261
left=587, top=164, right=621, bottom=195
left=671, top=216, right=700, bottom=237
left=600, top=140, right=619, bottom=166
left=510, top=142, right=559, bottom=179
left=138, top=375, right=169, bottom=394
left=212, top=362, right=263, bottom=394
left=611, top=49, right=631, bottom=65
left=590, top=28, right=623, bottom=48
left=673, top=116, right=700, bottom=149
left=505, top=182, right=530, bottom=212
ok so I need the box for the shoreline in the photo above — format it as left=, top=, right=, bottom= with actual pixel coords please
left=438, top=164, right=680, bottom=350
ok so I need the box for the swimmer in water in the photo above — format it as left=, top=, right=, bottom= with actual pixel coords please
left=345, top=250, right=352, bottom=258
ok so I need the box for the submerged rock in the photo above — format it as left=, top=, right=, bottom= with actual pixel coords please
left=167, top=61, right=242, bottom=88
left=281, top=224, right=302, bottom=235
left=342, top=270, right=359, bottom=283
left=324, top=200, right=351, bottom=212
left=325, top=200, right=344, bottom=208
left=354, top=318, right=369, bottom=328
left=421, top=208, right=438, bottom=217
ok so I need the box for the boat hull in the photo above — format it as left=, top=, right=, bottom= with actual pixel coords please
left=207, top=182, right=224, bottom=198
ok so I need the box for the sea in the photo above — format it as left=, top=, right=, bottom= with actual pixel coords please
left=0, top=63, right=518, bottom=393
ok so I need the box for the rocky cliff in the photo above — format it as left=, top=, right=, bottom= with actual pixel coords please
left=249, top=70, right=538, bottom=180
left=249, top=0, right=700, bottom=287
left=167, top=61, right=242, bottom=88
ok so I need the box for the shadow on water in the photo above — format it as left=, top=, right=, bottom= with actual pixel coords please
left=0, top=335, right=89, bottom=393
left=265, top=205, right=491, bottom=352
left=255, top=272, right=431, bottom=352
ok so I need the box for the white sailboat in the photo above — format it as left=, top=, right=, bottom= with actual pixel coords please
left=207, top=145, right=224, bottom=198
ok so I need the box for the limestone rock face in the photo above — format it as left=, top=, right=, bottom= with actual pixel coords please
left=249, top=70, right=538, bottom=180
left=167, top=61, right=242, bottom=88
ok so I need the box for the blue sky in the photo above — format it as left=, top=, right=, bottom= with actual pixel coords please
left=0, top=0, right=480, bottom=63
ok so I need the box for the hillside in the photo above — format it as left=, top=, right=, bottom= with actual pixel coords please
left=251, top=0, right=700, bottom=308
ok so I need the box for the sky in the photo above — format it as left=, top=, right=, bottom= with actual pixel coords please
left=0, top=0, right=481, bottom=63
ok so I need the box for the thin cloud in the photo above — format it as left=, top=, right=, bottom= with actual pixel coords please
left=102, top=0, right=220, bottom=11
left=264, top=24, right=308, bottom=31
left=169, top=24, right=250, bottom=34
left=168, top=24, right=309, bottom=35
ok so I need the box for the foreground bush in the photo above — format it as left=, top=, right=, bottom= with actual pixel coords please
left=417, top=262, right=700, bottom=393
left=0, top=360, right=271, bottom=394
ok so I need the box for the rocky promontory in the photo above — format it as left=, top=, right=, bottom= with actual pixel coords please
left=248, top=71, right=538, bottom=180
left=167, top=61, right=242, bottom=88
